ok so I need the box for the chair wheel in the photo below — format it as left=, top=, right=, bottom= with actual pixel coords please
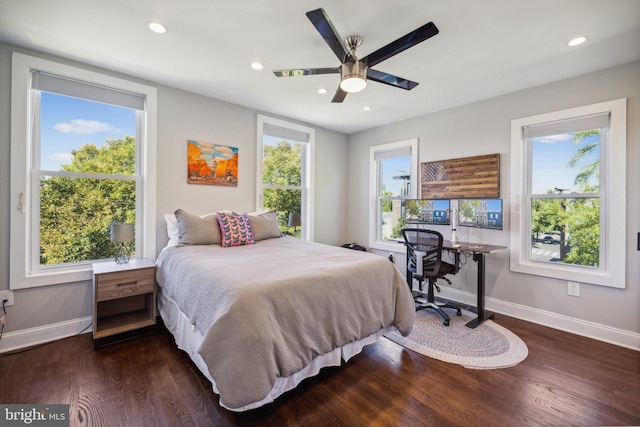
left=443, top=319, right=450, bottom=326
left=456, top=309, right=462, bottom=316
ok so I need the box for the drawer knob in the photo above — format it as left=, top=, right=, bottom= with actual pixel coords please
left=117, top=281, right=138, bottom=287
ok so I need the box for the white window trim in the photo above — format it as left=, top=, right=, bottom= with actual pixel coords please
left=256, top=114, right=315, bottom=241
left=369, top=138, right=418, bottom=253
left=10, top=53, right=157, bottom=289
left=509, top=99, right=626, bottom=288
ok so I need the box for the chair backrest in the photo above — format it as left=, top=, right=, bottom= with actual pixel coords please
left=401, top=228, right=444, bottom=278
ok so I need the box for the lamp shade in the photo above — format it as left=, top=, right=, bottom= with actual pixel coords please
left=340, top=61, right=367, bottom=93
left=111, top=223, right=134, bottom=243
left=288, top=212, right=301, bottom=227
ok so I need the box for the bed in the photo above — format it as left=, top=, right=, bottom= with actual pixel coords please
left=155, top=210, right=415, bottom=411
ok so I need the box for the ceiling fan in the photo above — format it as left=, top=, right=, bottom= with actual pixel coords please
left=273, top=8, right=439, bottom=103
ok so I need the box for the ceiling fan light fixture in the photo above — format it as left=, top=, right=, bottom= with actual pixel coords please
left=340, top=61, right=367, bottom=93
left=341, top=77, right=366, bottom=93
left=273, top=9, right=438, bottom=103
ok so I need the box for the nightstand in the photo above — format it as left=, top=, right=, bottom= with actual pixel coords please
left=92, top=259, right=156, bottom=347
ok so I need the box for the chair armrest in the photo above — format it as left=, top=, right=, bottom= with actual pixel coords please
left=415, top=250, right=427, bottom=275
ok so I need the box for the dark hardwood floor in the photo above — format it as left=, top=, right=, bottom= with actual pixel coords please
left=1, top=315, right=639, bottom=426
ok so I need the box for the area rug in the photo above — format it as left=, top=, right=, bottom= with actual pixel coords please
left=385, top=309, right=528, bottom=369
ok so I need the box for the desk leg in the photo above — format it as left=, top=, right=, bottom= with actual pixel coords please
left=465, top=253, right=495, bottom=328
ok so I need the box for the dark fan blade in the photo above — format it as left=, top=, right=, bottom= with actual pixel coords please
left=273, top=68, right=339, bottom=77
left=367, top=69, right=419, bottom=90
left=306, top=8, right=351, bottom=62
left=362, top=22, right=439, bottom=68
left=331, top=86, right=347, bottom=103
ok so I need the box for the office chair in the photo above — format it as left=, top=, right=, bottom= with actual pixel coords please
left=402, top=227, right=462, bottom=326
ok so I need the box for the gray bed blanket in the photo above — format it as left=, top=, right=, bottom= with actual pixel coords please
left=156, top=236, right=414, bottom=410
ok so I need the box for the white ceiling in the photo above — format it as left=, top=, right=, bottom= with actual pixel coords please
left=1, top=0, right=639, bottom=134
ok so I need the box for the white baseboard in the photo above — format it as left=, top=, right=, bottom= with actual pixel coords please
left=0, top=316, right=92, bottom=354
left=438, top=287, right=640, bottom=351
left=2, top=289, right=639, bottom=353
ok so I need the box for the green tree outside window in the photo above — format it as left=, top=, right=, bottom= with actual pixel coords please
left=39, top=137, right=136, bottom=265
left=262, top=140, right=303, bottom=237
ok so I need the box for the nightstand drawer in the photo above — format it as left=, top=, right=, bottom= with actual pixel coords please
left=96, top=267, right=155, bottom=301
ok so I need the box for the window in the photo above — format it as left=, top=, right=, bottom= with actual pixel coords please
left=256, top=115, right=314, bottom=240
left=369, top=139, right=418, bottom=252
left=10, top=53, right=157, bottom=289
left=510, top=99, right=626, bottom=288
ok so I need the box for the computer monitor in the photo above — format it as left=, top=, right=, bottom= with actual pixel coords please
left=458, top=199, right=503, bottom=230
left=401, top=199, right=451, bottom=225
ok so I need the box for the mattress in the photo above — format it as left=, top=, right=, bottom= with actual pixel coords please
left=157, top=286, right=395, bottom=411
left=156, top=236, right=414, bottom=411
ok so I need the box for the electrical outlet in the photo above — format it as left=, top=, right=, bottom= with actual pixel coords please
left=0, top=290, right=14, bottom=307
left=568, top=281, right=580, bottom=297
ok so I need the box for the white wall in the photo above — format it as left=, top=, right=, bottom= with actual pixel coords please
left=154, top=86, right=348, bottom=251
left=347, top=61, right=640, bottom=346
left=0, top=42, right=348, bottom=344
left=2, top=39, right=637, bottom=350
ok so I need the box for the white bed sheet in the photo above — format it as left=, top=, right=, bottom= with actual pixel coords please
left=157, top=286, right=395, bottom=412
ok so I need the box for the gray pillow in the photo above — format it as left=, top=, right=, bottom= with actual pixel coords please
left=175, top=209, right=221, bottom=245
left=248, top=211, right=282, bottom=241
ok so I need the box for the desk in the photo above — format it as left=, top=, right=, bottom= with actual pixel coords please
left=441, top=241, right=506, bottom=328
left=399, top=238, right=506, bottom=329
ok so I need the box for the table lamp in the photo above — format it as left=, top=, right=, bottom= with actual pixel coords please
left=111, top=222, right=134, bottom=264
left=288, top=212, right=301, bottom=236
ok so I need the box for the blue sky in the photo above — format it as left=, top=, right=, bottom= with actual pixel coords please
left=381, top=156, right=410, bottom=196
left=531, top=132, right=600, bottom=194
left=484, top=199, right=502, bottom=211
left=432, top=199, right=450, bottom=210
left=378, top=132, right=600, bottom=198
left=458, top=199, right=502, bottom=212
left=40, top=92, right=136, bottom=171
left=40, top=91, right=598, bottom=197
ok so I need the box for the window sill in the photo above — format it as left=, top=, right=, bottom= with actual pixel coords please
left=11, top=264, right=94, bottom=290
left=510, top=259, right=624, bottom=289
left=369, top=240, right=405, bottom=254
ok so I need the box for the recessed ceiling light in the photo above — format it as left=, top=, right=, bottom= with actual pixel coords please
left=148, top=22, right=167, bottom=34
left=251, top=62, right=264, bottom=70
left=568, top=36, right=587, bottom=47
left=363, top=106, right=372, bottom=111
left=317, top=88, right=327, bottom=95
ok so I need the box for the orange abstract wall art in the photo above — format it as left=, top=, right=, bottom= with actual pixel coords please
left=187, top=140, right=238, bottom=186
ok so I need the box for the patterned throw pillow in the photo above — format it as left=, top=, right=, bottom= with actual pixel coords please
left=217, top=212, right=256, bottom=247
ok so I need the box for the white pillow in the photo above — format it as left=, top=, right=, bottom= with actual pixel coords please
left=165, top=209, right=232, bottom=247
left=165, top=213, right=179, bottom=247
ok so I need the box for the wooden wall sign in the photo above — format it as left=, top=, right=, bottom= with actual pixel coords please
left=421, top=154, right=500, bottom=199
